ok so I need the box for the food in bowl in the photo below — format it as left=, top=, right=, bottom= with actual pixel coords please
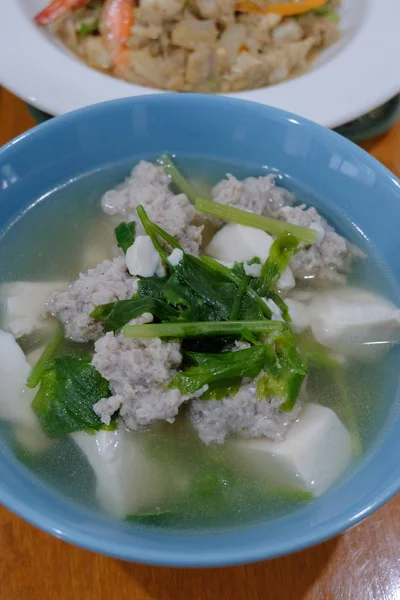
left=1, top=153, right=399, bottom=528
left=34, top=0, right=341, bottom=93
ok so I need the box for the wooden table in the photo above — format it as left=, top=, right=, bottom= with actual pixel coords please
left=0, top=88, right=399, bottom=600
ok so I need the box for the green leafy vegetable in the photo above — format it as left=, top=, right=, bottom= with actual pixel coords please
left=247, top=256, right=261, bottom=265
left=91, top=297, right=183, bottom=332
left=199, top=256, right=272, bottom=319
left=157, top=154, right=197, bottom=205
left=170, top=345, right=278, bottom=396
left=256, top=233, right=300, bottom=295
left=32, top=355, right=114, bottom=437
left=123, top=319, right=286, bottom=339
left=114, top=221, right=136, bottom=254
left=195, top=198, right=317, bottom=245
left=257, top=330, right=307, bottom=411
left=199, top=379, right=242, bottom=400
left=26, top=325, right=63, bottom=389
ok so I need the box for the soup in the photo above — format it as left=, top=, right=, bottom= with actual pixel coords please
left=1, top=155, right=399, bottom=530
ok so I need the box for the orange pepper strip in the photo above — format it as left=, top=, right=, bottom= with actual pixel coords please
left=236, top=0, right=328, bottom=16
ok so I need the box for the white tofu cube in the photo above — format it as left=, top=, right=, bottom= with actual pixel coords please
left=205, top=223, right=274, bottom=264
left=72, top=427, right=171, bottom=517
left=228, top=403, right=353, bottom=496
left=168, top=248, right=184, bottom=266
left=125, top=235, right=165, bottom=278
left=0, top=329, right=37, bottom=428
left=1, top=281, right=67, bottom=338
left=310, top=288, right=400, bottom=356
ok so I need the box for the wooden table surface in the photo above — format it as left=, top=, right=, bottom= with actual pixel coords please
left=0, top=88, right=400, bottom=600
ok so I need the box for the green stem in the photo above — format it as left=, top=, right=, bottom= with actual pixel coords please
left=26, top=324, right=63, bottom=389
left=151, top=222, right=183, bottom=251
left=195, top=198, right=317, bottom=245
left=158, top=154, right=197, bottom=205
left=229, top=275, right=249, bottom=320
left=136, top=205, right=169, bottom=263
left=199, top=256, right=272, bottom=319
left=123, top=320, right=286, bottom=339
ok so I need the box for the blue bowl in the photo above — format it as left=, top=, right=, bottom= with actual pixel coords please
left=1, top=95, right=400, bottom=567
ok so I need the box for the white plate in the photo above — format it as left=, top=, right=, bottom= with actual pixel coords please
left=1, top=0, right=399, bottom=126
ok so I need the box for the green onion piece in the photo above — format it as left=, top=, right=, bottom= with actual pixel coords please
left=157, top=154, right=197, bottom=205
left=26, top=324, right=64, bottom=389
left=123, top=320, right=286, bottom=339
left=195, top=198, right=317, bottom=245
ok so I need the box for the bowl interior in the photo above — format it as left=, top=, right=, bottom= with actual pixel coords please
left=0, top=95, right=400, bottom=566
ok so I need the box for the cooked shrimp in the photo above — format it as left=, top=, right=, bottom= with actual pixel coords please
left=34, top=0, right=91, bottom=26
left=101, top=0, right=134, bottom=64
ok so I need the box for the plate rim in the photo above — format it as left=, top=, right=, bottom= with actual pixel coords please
left=1, top=0, right=400, bottom=126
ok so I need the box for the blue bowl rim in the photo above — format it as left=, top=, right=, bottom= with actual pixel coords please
left=1, top=93, right=400, bottom=567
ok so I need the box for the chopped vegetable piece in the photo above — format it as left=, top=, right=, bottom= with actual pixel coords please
left=170, top=345, right=278, bottom=396
left=195, top=198, right=317, bottom=245
left=114, top=221, right=136, bottom=253
left=157, top=154, right=198, bottom=205
left=200, top=256, right=272, bottom=319
left=26, top=324, right=64, bottom=389
left=257, top=233, right=300, bottom=295
left=230, top=275, right=249, bottom=320
left=123, top=320, right=286, bottom=339
left=91, top=297, right=182, bottom=332
left=199, top=379, right=242, bottom=400
left=32, top=355, right=114, bottom=437
left=235, top=0, right=329, bottom=16
left=257, top=330, right=307, bottom=411
left=78, top=20, right=99, bottom=35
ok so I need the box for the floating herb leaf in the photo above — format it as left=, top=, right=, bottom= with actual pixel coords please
left=115, top=221, right=136, bottom=254
left=32, top=355, right=114, bottom=437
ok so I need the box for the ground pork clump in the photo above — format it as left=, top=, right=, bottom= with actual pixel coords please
left=92, top=332, right=185, bottom=430
left=46, top=256, right=134, bottom=342
left=101, top=161, right=204, bottom=255
left=212, top=173, right=294, bottom=220
left=189, top=379, right=302, bottom=445
left=278, top=205, right=350, bottom=280
left=211, top=174, right=352, bottom=281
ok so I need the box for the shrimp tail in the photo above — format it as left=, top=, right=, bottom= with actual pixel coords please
left=34, top=0, right=90, bottom=26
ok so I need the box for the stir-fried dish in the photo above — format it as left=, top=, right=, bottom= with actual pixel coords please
left=34, top=0, right=341, bottom=92
left=1, top=155, right=399, bottom=527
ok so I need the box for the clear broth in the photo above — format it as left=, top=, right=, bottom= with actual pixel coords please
left=1, top=156, right=399, bottom=531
